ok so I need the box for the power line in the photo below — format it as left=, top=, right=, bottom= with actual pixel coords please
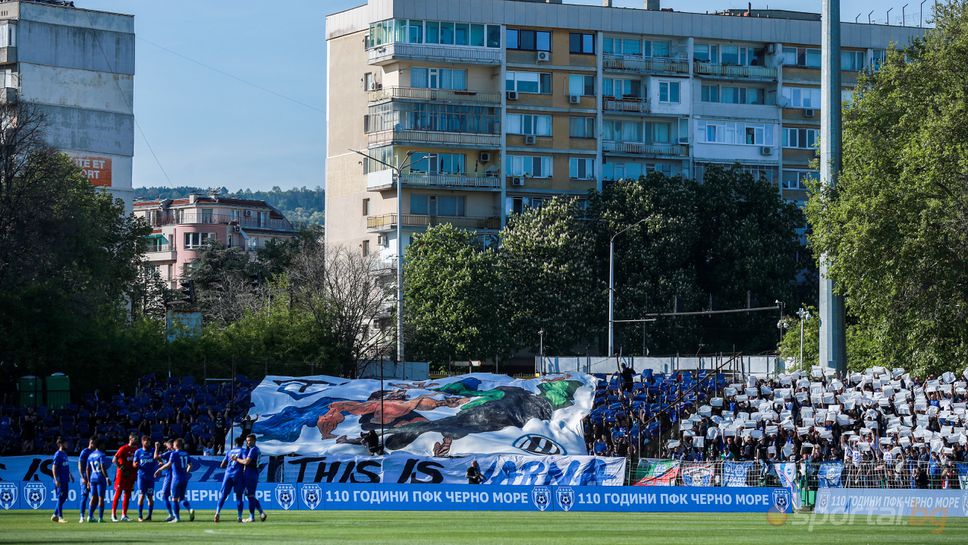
left=138, top=36, right=325, bottom=114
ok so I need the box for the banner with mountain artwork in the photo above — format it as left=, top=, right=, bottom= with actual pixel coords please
left=248, top=373, right=596, bottom=457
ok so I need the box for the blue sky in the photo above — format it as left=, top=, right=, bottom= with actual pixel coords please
left=80, top=0, right=930, bottom=192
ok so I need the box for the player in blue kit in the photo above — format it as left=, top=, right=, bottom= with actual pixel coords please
left=214, top=436, right=246, bottom=523
left=158, top=439, right=193, bottom=521
left=77, top=437, right=95, bottom=523
left=133, top=435, right=160, bottom=522
left=155, top=438, right=194, bottom=523
left=51, top=438, right=70, bottom=523
left=238, top=434, right=267, bottom=522
left=86, top=439, right=110, bottom=523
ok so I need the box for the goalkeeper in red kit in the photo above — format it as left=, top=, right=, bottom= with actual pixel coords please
left=112, top=433, right=139, bottom=522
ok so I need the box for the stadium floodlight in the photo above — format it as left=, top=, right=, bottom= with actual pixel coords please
left=608, top=218, right=648, bottom=364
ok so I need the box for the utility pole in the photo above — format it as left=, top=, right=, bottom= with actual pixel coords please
left=820, top=0, right=847, bottom=375
left=608, top=218, right=647, bottom=361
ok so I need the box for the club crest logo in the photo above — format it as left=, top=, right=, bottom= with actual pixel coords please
left=772, top=489, right=791, bottom=513
left=0, top=482, right=17, bottom=510
left=556, top=487, right=575, bottom=512
left=23, top=483, right=47, bottom=510
left=513, top=434, right=564, bottom=455
left=531, top=486, right=551, bottom=511
left=274, top=484, right=295, bottom=510
left=962, top=492, right=968, bottom=517
left=301, top=484, right=321, bottom=510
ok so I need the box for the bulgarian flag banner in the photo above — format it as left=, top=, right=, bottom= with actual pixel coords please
left=634, top=459, right=681, bottom=486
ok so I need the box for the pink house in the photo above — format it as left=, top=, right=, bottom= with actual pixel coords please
left=134, top=194, right=298, bottom=289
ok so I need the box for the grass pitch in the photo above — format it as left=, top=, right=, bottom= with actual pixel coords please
left=1, top=510, right=966, bottom=544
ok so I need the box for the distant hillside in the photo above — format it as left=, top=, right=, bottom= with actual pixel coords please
left=134, top=186, right=325, bottom=227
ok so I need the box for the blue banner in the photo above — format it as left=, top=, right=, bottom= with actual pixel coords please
left=0, top=481, right=793, bottom=514
left=815, top=488, right=968, bottom=517
left=817, top=462, right=844, bottom=488
left=723, top=462, right=753, bottom=487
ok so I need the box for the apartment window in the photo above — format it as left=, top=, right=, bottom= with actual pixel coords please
left=603, top=36, right=642, bottom=56
left=411, top=67, right=467, bottom=90
left=411, top=194, right=466, bottom=216
left=569, top=32, right=595, bottom=54
left=361, top=240, right=370, bottom=256
left=362, top=198, right=370, bottom=216
left=506, top=71, right=552, bottom=94
left=569, top=157, right=595, bottom=180
left=783, top=46, right=821, bottom=68
left=658, top=81, right=680, bottom=104
left=410, top=152, right=465, bottom=174
left=701, top=85, right=720, bottom=103
left=0, top=22, right=15, bottom=48
left=782, top=169, right=817, bottom=190
left=698, top=121, right=774, bottom=146
left=871, top=49, right=886, bottom=71
left=783, top=128, right=819, bottom=149
left=569, top=117, right=595, bottom=138
left=201, top=208, right=213, bottom=223
left=694, top=43, right=719, bottom=63
left=506, top=28, right=551, bottom=52
left=184, top=232, right=213, bottom=249
left=369, top=19, right=500, bottom=48
left=604, top=78, right=642, bottom=99
left=781, top=86, right=822, bottom=109
left=644, top=40, right=670, bottom=58
left=703, top=85, right=766, bottom=105
left=506, top=113, right=552, bottom=136
left=841, top=50, right=866, bottom=71
left=258, top=211, right=268, bottom=227
left=568, top=74, right=595, bottom=97
left=603, top=120, right=642, bottom=142
left=506, top=155, right=552, bottom=178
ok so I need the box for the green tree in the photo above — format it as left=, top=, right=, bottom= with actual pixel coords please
left=500, top=197, right=601, bottom=354
left=404, top=224, right=508, bottom=366
left=806, top=2, right=968, bottom=375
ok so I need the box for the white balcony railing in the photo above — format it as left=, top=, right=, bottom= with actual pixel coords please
left=368, top=86, right=501, bottom=105
left=694, top=62, right=777, bottom=80
left=603, top=141, right=688, bottom=157
left=603, top=55, right=690, bottom=75
left=367, top=129, right=500, bottom=148
left=368, top=43, right=502, bottom=66
left=603, top=98, right=650, bottom=114
left=145, top=249, right=176, bottom=262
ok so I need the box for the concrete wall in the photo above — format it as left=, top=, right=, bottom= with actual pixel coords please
left=17, top=20, right=134, bottom=74
left=35, top=103, right=133, bottom=156
left=18, top=62, right=132, bottom=113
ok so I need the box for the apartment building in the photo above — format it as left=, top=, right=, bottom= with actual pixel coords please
left=1, top=0, right=135, bottom=210
left=325, top=0, right=924, bottom=260
left=134, top=195, right=297, bottom=289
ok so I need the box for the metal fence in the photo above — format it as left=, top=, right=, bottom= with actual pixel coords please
left=626, top=459, right=967, bottom=490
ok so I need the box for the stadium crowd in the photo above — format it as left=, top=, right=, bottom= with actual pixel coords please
left=0, top=374, right=255, bottom=456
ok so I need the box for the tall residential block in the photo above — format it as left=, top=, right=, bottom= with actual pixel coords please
left=324, top=0, right=923, bottom=261
left=1, top=0, right=135, bottom=210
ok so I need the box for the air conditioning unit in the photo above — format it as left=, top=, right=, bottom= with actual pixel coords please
left=511, top=177, right=525, bottom=187
left=244, top=210, right=252, bottom=217
left=760, top=146, right=773, bottom=156
left=524, top=135, right=537, bottom=145
left=367, top=81, right=382, bottom=91
left=802, top=108, right=816, bottom=118
left=536, top=51, right=551, bottom=63
left=506, top=90, right=519, bottom=101
left=568, top=94, right=581, bottom=104
left=478, top=152, right=491, bottom=163
left=233, top=225, right=241, bottom=233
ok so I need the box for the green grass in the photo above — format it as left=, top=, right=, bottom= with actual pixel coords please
left=0, top=510, right=966, bottom=544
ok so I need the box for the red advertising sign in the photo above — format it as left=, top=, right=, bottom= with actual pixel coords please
left=72, top=156, right=113, bottom=187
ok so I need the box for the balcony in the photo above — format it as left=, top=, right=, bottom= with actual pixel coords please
left=603, top=97, right=650, bottom=114
left=603, top=55, right=690, bottom=76
left=144, top=211, right=294, bottom=231
left=369, top=86, right=501, bottom=106
left=367, top=129, right=500, bottom=149
left=603, top=141, right=688, bottom=157
left=368, top=43, right=502, bottom=66
left=0, top=46, right=16, bottom=64
left=366, top=213, right=501, bottom=232
left=694, top=63, right=777, bottom=81
left=145, top=247, right=176, bottom=262
left=367, top=170, right=501, bottom=192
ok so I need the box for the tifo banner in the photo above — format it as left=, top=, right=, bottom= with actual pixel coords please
left=633, top=460, right=680, bottom=486
left=817, top=462, right=844, bottom=488
left=0, top=453, right=625, bottom=488
left=815, top=489, right=968, bottom=518
left=248, top=373, right=596, bottom=457
left=774, top=462, right=802, bottom=510
left=723, top=462, right=753, bottom=487
left=680, top=463, right=715, bottom=487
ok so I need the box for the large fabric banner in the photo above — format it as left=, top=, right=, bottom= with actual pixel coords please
left=723, top=462, right=753, bottom=487
left=815, top=488, right=968, bottom=517
left=817, top=462, right=844, bottom=488
left=774, top=462, right=801, bottom=510
left=633, top=460, right=680, bottom=486
left=0, top=453, right=626, bottom=488
left=679, top=463, right=715, bottom=487
left=248, top=373, right=596, bottom=457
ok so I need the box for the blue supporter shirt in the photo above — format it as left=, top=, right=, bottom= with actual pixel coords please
left=224, top=446, right=246, bottom=480
left=53, top=450, right=70, bottom=483
left=134, top=448, right=157, bottom=479
left=243, top=446, right=261, bottom=481
left=78, top=447, right=92, bottom=481
left=87, top=450, right=109, bottom=483
left=170, top=450, right=192, bottom=481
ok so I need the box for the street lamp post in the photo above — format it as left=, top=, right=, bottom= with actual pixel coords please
left=608, top=219, right=648, bottom=362
left=796, top=307, right=812, bottom=369
left=350, top=149, right=412, bottom=376
left=538, top=329, right=545, bottom=376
